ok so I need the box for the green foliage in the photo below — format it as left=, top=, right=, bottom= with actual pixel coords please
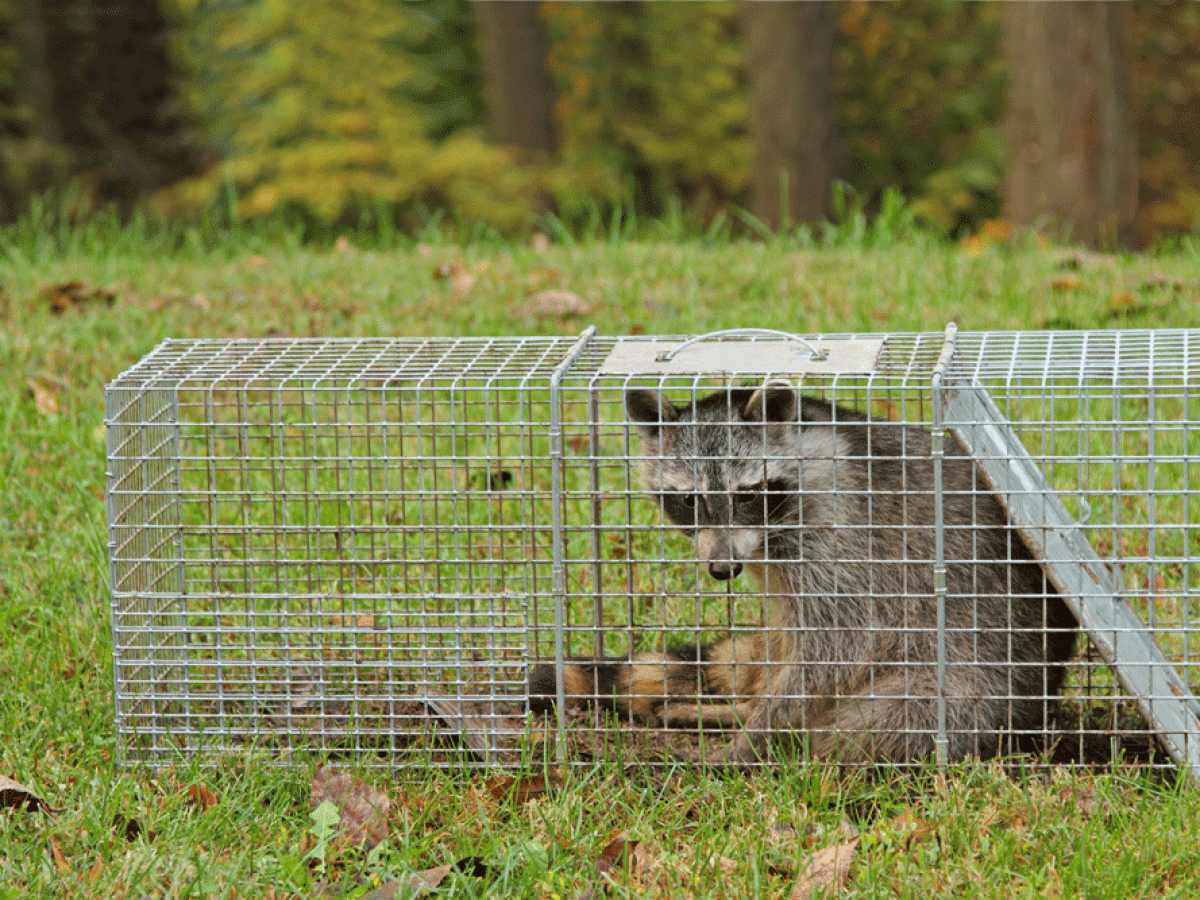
left=0, top=0, right=36, bottom=220
left=150, top=0, right=1200, bottom=243
left=545, top=1, right=748, bottom=224
left=0, top=0, right=201, bottom=222
left=1131, top=0, right=1200, bottom=244
left=835, top=0, right=1006, bottom=236
left=395, top=0, right=486, bottom=143
left=543, top=0, right=1005, bottom=234
left=160, top=0, right=539, bottom=232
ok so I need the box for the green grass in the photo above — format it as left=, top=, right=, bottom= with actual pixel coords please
left=3, top=214, right=1200, bottom=898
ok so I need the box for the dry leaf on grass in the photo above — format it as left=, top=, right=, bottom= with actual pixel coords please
left=39, top=280, right=115, bottom=314
left=26, top=378, right=59, bottom=417
left=351, top=864, right=451, bottom=900
left=1050, top=275, right=1086, bottom=292
left=1057, top=784, right=1112, bottom=819
left=789, top=836, right=859, bottom=900
left=310, top=765, right=391, bottom=851
left=359, top=857, right=492, bottom=899
left=484, top=770, right=565, bottom=804
left=578, top=832, right=640, bottom=900
left=187, top=782, right=217, bottom=811
left=0, top=774, right=59, bottom=814
left=112, top=812, right=153, bottom=842
left=48, top=835, right=69, bottom=873
left=432, top=261, right=477, bottom=299
left=517, top=289, right=592, bottom=320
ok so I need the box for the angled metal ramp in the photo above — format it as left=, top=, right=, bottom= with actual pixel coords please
left=943, top=381, right=1200, bottom=776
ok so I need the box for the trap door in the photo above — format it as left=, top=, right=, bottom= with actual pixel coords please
left=943, top=381, right=1200, bottom=777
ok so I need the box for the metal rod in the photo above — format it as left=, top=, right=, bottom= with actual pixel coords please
left=929, top=321, right=959, bottom=768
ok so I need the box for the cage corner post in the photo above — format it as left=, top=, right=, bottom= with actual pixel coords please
left=546, top=328, right=599, bottom=765
left=929, top=321, right=960, bottom=770
left=106, top=374, right=191, bottom=768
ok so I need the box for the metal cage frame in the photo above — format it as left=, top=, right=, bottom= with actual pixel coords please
left=106, top=327, right=1200, bottom=774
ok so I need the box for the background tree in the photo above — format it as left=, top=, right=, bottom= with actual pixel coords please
left=12, top=0, right=201, bottom=217
left=162, top=0, right=541, bottom=232
left=475, top=0, right=556, bottom=159
left=399, top=0, right=486, bottom=143
left=1002, top=2, right=1137, bottom=247
left=741, top=0, right=840, bottom=229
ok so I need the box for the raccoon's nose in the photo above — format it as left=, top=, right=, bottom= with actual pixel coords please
left=707, top=560, right=743, bottom=580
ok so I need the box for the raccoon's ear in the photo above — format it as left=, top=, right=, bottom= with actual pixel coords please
left=626, top=389, right=678, bottom=436
left=743, top=382, right=798, bottom=424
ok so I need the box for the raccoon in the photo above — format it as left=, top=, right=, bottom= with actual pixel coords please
left=528, top=383, right=1078, bottom=765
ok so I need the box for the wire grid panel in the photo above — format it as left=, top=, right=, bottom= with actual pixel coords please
left=948, top=329, right=1200, bottom=770
left=107, top=336, right=589, bottom=768
left=551, top=332, right=1062, bottom=768
left=107, top=329, right=1200, bottom=773
left=547, top=330, right=1199, bottom=772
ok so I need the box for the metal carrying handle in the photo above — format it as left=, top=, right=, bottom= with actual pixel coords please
left=654, top=328, right=825, bottom=363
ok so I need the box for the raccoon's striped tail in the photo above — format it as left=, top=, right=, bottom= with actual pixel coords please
left=526, top=645, right=745, bottom=728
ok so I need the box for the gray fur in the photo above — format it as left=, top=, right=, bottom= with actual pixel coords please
left=624, top=384, right=1077, bottom=765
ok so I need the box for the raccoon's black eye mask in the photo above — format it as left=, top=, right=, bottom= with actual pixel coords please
left=658, top=478, right=794, bottom=529
left=660, top=492, right=699, bottom=533
left=734, top=479, right=794, bottom=518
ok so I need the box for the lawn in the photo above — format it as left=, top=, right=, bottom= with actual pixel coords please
left=3, top=211, right=1200, bottom=898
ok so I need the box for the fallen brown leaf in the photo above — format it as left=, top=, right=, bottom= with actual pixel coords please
left=432, top=261, right=477, bottom=299
left=1058, top=784, right=1112, bottom=819
left=596, top=831, right=638, bottom=876
left=1050, top=275, right=1086, bottom=292
left=310, top=765, right=391, bottom=851
left=39, top=280, right=115, bottom=314
left=518, top=289, right=591, bottom=320
left=355, top=862, right=460, bottom=899
left=405, top=862, right=452, bottom=893
left=0, top=774, right=59, bottom=813
left=579, top=832, right=640, bottom=900
left=48, top=836, right=69, bottom=873
left=26, top=378, right=59, bottom=417
left=883, top=810, right=935, bottom=847
left=187, top=782, right=218, bottom=811
left=484, top=770, right=565, bottom=804
left=789, top=836, right=859, bottom=900
left=112, top=812, right=152, bottom=842
left=526, top=268, right=561, bottom=290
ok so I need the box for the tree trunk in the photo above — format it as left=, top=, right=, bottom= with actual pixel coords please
left=741, top=0, right=840, bottom=230
left=13, top=0, right=202, bottom=216
left=1003, top=2, right=1137, bottom=247
left=475, top=1, right=557, bottom=159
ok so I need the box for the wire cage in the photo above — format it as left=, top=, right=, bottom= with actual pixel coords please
left=106, top=328, right=1200, bottom=774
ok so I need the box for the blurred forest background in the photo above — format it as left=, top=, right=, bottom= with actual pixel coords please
left=0, top=0, right=1197, bottom=248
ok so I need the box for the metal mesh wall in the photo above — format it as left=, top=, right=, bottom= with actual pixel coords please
left=107, top=329, right=1200, bottom=773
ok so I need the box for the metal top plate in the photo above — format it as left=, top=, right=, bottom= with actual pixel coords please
left=598, top=337, right=884, bottom=376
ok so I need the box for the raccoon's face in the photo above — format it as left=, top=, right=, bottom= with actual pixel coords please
left=626, top=384, right=814, bottom=580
